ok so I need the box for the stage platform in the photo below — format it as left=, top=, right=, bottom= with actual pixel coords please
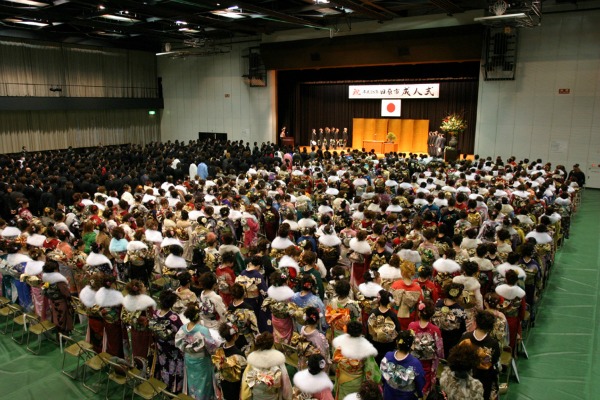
left=298, top=145, right=474, bottom=160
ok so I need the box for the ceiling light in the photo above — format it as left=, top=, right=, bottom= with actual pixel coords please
left=98, top=4, right=105, bottom=10
left=227, top=5, right=238, bottom=10
left=211, top=9, right=244, bottom=19
left=5, top=18, right=48, bottom=26
left=5, top=0, right=49, bottom=6
left=314, top=0, right=330, bottom=3
left=179, top=27, right=200, bottom=33
left=175, top=20, right=187, bottom=25
left=100, top=14, right=140, bottom=22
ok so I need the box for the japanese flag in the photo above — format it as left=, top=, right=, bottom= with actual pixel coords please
left=381, top=99, right=401, bottom=117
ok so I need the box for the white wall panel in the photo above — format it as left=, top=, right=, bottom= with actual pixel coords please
left=476, top=9, right=600, bottom=187
left=159, top=42, right=275, bottom=145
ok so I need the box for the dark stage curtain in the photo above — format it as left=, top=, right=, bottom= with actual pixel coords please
left=277, top=63, right=479, bottom=154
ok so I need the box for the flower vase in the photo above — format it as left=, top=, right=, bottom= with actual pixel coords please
left=448, top=134, right=458, bottom=148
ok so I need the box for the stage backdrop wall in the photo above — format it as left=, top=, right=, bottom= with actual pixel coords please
left=352, top=118, right=429, bottom=154
left=278, top=63, right=479, bottom=154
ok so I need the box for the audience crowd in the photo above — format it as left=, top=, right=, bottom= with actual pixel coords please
left=0, top=138, right=583, bottom=400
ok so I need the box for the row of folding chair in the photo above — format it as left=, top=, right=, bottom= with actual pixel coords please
left=0, top=297, right=57, bottom=354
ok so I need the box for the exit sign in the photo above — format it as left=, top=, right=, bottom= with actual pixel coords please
left=558, top=88, right=571, bottom=94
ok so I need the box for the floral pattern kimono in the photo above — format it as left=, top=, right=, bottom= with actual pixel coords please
left=241, top=349, right=292, bottom=400
left=407, top=321, right=445, bottom=396
left=380, top=352, right=426, bottom=400
left=212, top=345, right=247, bottom=400
left=175, top=322, right=219, bottom=400
left=331, top=334, right=381, bottom=400
left=263, top=285, right=296, bottom=344
left=151, top=309, right=184, bottom=393
left=325, top=298, right=360, bottom=340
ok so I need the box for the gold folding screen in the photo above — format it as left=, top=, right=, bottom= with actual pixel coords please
left=352, top=118, right=429, bottom=154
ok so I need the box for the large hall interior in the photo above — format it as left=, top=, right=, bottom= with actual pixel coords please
left=0, top=1, right=599, bottom=399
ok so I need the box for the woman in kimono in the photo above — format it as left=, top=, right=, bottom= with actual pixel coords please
left=198, top=272, right=227, bottom=330
left=78, top=273, right=104, bottom=353
left=241, top=332, right=292, bottom=400
left=152, top=289, right=184, bottom=393
left=293, top=354, right=334, bottom=400
left=439, top=343, right=484, bottom=400
left=332, top=321, right=381, bottom=400
left=175, top=304, right=219, bottom=400
left=495, top=269, right=526, bottom=351
left=264, top=271, right=295, bottom=344
left=301, top=307, right=330, bottom=368
left=41, top=260, right=74, bottom=335
left=95, top=274, right=124, bottom=357
left=367, top=289, right=401, bottom=366
left=291, top=275, right=328, bottom=332
left=236, top=255, right=270, bottom=332
left=326, top=279, right=360, bottom=340
left=349, top=230, right=372, bottom=287
left=407, top=300, right=444, bottom=397
left=390, top=261, right=423, bottom=330
left=431, top=282, right=467, bottom=359
left=174, top=271, right=198, bottom=314
left=379, top=330, right=426, bottom=400
left=213, top=322, right=247, bottom=400
left=121, top=279, right=156, bottom=358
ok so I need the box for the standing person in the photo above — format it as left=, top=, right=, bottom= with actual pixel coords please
left=349, top=230, right=372, bottom=287
left=216, top=251, right=237, bottom=307
left=121, top=280, right=156, bottom=358
left=390, top=261, right=423, bottom=330
left=241, top=332, right=292, bottom=400
left=495, top=269, right=526, bottom=351
left=95, top=274, right=124, bottom=357
left=79, top=273, right=104, bottom=353
left=213, top=322, right=247, bottom=400
left=439, top=344, right=484, bottom=400
left=293, top=354, right=334, bottom=400
left=332, top=321, right=381, bottom=400
left=407, top=300, right=444, bottom=397
left=41, top=260, right=73, bottom=335
left=379, top=330, right=426, bottom=400
left=367, top=289, right=401, bottom=366
left=175, top=304, right=219, bottom=400
left=264, top=271, right=295, bottom=344
left=151, top=290, right=184, bottom=394
left=301, top=307, right=330, bottom=366
left=431, top=282, right=467, bottom=358
left=291, top=275, right=328, bottom=331
left=236, top=255, right=270, bottom=332
left=457, top=310, right=501, bottom=400
left=198, top=272, right=227, bottom=330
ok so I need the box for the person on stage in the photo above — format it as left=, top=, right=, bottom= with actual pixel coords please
left=342, top=128, right=349, bottom=148
left=311, top=129, right=318, bottom=146
left=318, top=128, right=324, bottom=147
left=332, top=127, right=338, bottom=149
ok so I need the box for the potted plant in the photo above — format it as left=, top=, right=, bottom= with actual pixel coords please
left=386, top=132, right=397, bottom=143
left=440, top=113, right=467, bottom=148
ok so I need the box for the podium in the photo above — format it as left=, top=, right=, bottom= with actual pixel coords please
left=281, top=137, right=295, bottom=148
left=363, top=140, right=384, bottom=153
left=383, top=142, right=397, bottom=153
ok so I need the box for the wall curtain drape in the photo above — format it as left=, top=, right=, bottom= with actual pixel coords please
left=0, top=39, right=157, bottom=98
left=0, top=110, right=160, bottom=153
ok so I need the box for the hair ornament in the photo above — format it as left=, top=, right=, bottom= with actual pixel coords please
left=418, top=301, right=426, bottom=311
left=319, top=359, right=327, bottom=370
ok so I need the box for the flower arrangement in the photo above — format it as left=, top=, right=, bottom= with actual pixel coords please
left=386, top=132, right=397, bottom=142
left=440, top=113, right=467, bottom=135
